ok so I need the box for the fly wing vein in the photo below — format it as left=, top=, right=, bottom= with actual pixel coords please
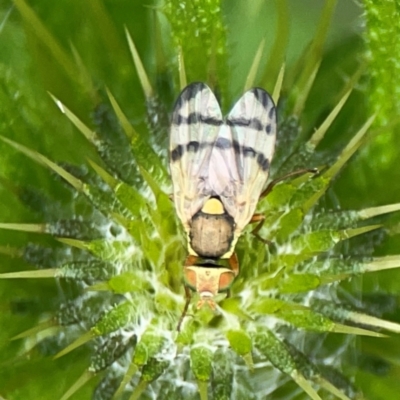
left=169, top=82, right=223, bottom=228
left=215, top=88, right=277, bottom=231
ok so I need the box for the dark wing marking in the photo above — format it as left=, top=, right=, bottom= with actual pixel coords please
left=169, top=82, right=223, bottom=230
left=208, top=88, right=277, bottom=231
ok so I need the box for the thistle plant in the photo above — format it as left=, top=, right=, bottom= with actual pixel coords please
left=1, top=1, right=400, bottom=400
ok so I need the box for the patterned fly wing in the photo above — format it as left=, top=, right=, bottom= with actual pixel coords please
left=208, top=88, right=276, bottom=232
left=170, top=83, right=276, bottom=235
left=169, top=83, right=223, bottom=231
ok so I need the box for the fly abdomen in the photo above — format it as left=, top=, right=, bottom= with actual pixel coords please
left=189, top=198, right=235, bottom=258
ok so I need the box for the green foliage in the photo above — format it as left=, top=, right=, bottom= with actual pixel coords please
left=1, top=1, right=400, bottom=400
left=164, top=0, right=229, bottom=101
left=363, top=0, right=400, bottom=128
left=190, top=346, right=213, bottom=381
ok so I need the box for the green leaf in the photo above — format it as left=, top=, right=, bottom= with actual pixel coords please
left=226, top=329, right=252, bottom=356
left=190, top=345, right=213, bottom=382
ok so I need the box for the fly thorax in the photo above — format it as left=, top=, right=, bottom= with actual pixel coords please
left=189, top=198, right=235, bottom=258
left=184, top=266, right=235, bottom=298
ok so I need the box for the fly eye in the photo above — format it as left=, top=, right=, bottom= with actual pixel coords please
left=218, top=271, right=235, bottom=291
left=184, top=268, right=197, bottom=290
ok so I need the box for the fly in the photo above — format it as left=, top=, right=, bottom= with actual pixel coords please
left=170, top=82, right=281, bottom=329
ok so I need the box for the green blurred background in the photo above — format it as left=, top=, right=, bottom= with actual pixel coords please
left=1, top=0, right=400, bottom=399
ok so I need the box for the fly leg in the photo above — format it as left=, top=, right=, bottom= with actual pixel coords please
left=250, top=168, right=318, bottom=244
left=259, top=168, right=318, bottom=200
left=228, top=252, right=239, bottom=276
left=225, top=253, right=240, bottom=299
left=249, top=213, right=273, bottom=245
left=177, top=255, right=198, bottom=331
left=177, top=285, right=192, bottom=331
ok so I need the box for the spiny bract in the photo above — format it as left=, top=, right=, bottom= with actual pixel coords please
left=1, top=1, right=400, bottom=400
